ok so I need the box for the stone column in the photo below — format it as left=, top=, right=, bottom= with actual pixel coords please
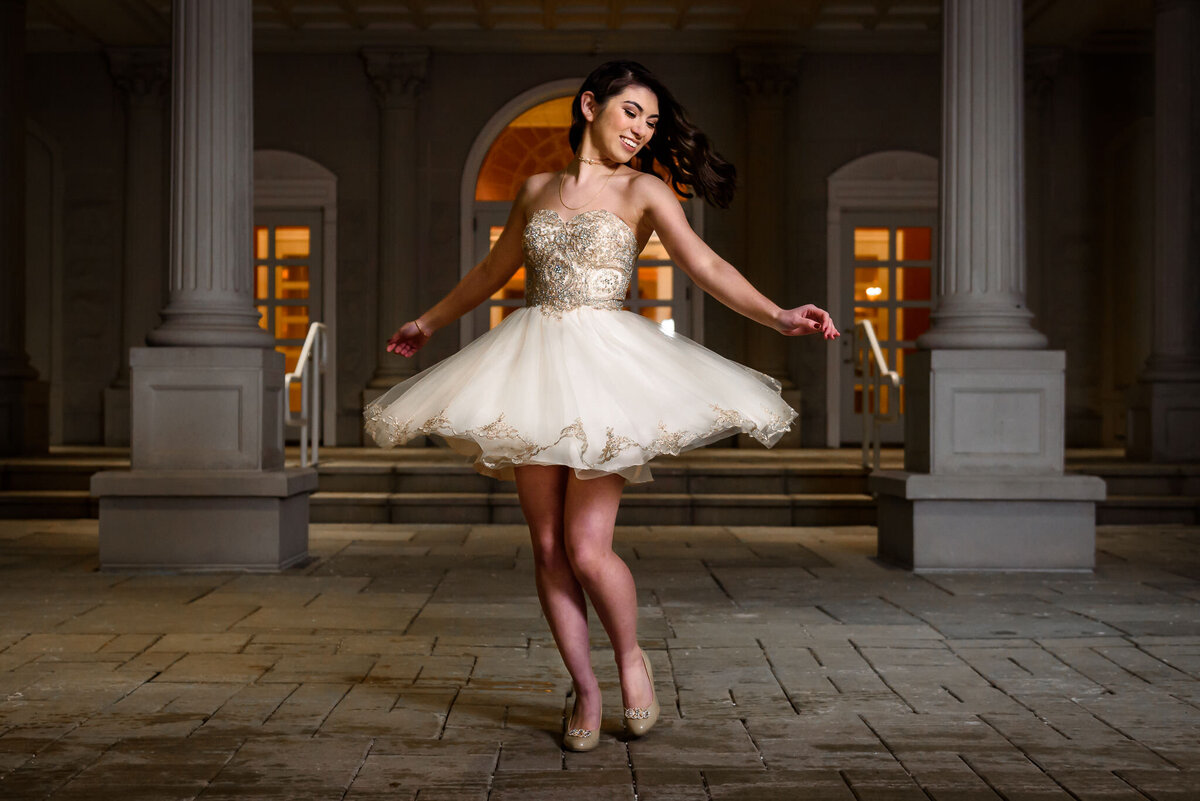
left=92, top=0, right=315, bottom=572
left=737, top=49, right=799, bottom=386
left=1127, top=0, right=1200, bottom=462
left=918, top=0, right=1046, bottom=351
left=0, top=0, right=49, bottom=455
left=869, top=0, right=1104, bottom=571
left=104, top=48, right=169, bottom=446
left=737, top=49, right=803, bottom=446
left=362, top=49, right=426, bottom=400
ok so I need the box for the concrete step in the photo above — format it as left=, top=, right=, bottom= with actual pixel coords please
left=314, top=462, right=870, bottom=495
left=1097, top=495, right=1200, bottom=525
left=0, top=490, right=98, bottom=518
left=3, top=487, right=1196, bottom=527
left=307, top=490, right=878, bottom=527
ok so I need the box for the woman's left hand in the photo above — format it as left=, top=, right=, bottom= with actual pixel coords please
left=776, top=305, right=840, bottom=340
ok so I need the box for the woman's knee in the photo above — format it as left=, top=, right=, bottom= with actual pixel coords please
left=565, top=532, right=612, bottom=580
left=529, top=526, right=569, bottom=571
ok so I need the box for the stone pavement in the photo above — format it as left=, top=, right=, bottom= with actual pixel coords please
left=0, top=520, right=1198, bottom=800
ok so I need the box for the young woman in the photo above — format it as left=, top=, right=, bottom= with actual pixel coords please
left=365, top=60, right=839, bottom=751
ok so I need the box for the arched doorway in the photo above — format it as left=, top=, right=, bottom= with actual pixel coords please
left=826, top=151, right=938, bottom=447
left=459, top=80, right=702, bottom=345
left=253, top=150, right=338, bottom=445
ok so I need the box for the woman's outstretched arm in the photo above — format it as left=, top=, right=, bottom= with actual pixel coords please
left=639, top=175, right=840, bottom=340
left=386, top=182, right=531, bottom=356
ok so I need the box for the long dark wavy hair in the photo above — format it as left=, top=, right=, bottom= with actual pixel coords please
left=568, top=60, right=737, bottom=209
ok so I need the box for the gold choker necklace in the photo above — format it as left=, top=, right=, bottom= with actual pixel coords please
left=576, top=155, right=610, bottom=166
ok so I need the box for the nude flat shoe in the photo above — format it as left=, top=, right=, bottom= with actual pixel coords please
left=563, top=690, right=601, bottom=752
left=623, top=648, right=659, bottom=738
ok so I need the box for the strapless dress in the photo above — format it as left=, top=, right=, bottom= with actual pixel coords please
left=363, top=208, right=796, bottom=483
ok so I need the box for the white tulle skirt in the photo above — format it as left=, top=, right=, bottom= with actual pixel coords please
left=363, top=307, right=796, bottom=483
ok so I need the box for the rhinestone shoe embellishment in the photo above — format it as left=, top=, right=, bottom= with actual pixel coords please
left=566, top=728, right=593, bottom=737
left=624, top=707, right=651, bottom=720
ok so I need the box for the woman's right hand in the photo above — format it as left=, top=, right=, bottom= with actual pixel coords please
left=386, top=321, right=431, bottom=358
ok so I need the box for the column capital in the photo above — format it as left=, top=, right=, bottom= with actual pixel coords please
left=361, top=48, right=428, bottom=110
left=735, top=48, right=801, bottom=97
left=106, top=47, right=169, bottom=108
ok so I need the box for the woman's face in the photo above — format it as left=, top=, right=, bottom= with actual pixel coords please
left=582, top=84, right=660, bottom=162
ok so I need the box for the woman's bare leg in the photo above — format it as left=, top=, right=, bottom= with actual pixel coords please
left=514, top=465, right=601, bottom=731
left=561, top=472, right=654, bottom=712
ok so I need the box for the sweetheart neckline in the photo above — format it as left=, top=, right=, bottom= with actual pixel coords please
left=528, top=208, right=638, bottom=243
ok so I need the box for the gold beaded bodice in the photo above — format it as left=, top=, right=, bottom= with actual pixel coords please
left=522, top=208, right=638, bottom=314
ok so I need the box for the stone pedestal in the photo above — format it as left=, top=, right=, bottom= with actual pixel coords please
left=92, top=469, right=316, bottom=571
left=1127, top=380, right=1200, bottom=463
left=870, top=351, right=1105, bottom=570
left=873, top=0, right=1101, bottom=570
left=92, top=0, right=313, bottom=571
left=93, top=346, right=313, bottom=571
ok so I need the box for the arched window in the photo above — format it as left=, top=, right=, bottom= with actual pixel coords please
left=462, top=85, right=702, bottom=343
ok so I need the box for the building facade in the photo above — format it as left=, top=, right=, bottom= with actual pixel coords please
left=7, top=0, right=1181, bottom=455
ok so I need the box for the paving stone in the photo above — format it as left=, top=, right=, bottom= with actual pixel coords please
left=0, top=521, right=1196, bottom=799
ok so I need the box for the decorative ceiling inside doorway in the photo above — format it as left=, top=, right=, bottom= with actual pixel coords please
left=25, top=0, right=1151, bottom=53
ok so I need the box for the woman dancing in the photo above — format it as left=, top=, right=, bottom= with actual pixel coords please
left=365, top=60, right=839, bottom=751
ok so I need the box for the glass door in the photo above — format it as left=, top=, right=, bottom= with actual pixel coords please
left=253, top=210, right=323, bottom=419
left=839, top=211, right=936, bottom=444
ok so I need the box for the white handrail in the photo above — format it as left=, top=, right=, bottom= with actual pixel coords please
left=284, top=322, right=328, bottom=467
left=854, top=319, right=900, bottom=470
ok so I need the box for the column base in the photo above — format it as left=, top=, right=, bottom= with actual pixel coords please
left=0, top=377, right=49, bottom=456
left=91, top=467, right=317, bottom=572
left=104, top=385, right=131, bottom=446
left=1127, top=379, right=1200, bottom=463
left=132, top=346, right=284, bottom=470
left=870, top=471, right=1105, bottom=571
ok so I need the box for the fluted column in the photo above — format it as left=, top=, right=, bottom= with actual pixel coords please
left=105, top=48, right=169, bottom=445
left=1128, top=0, right=1200, bottom=461
left=363, top=49, right=427, bottom=391
left=917, top=0, right=1047, bottom=350
left=869, top=0, right=1104, bottom=571
left=147, top=0, right=271, bottom=348
left=0, top=0, right=48, bottom=455
left=738, top=49, right=800, bottom=387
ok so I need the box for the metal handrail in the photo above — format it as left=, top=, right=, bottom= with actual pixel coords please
left=284, top=322, right=328, bottom=467
left=854, top=319, right=900, bottom=470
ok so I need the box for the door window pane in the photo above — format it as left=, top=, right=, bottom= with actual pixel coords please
left=896, top=267, right=931, bottom=301
left=855, top=306, right=890, bottom=340
left=255, top=265, right=269, bottom=300
left=275, top=226, right=310, bottom=259
left=854, top=228, right=889, bottom=261
left=275, top=265, right=309, bottom=300
left=490, top=267, right=526, bottom=301
left=275, top=305, right=309, bottom=340
left=896, top=307, right=931, bottom=341
left=256, top=305, right=269, bottom=330
left=896, top=227, right=932, bottom=261
left=854, top=267, right=889, bottom=301
left=638, top=266, right=673, bottom=300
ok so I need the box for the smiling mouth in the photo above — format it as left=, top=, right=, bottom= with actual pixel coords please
left=620, top=136, right=639, bottom=150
